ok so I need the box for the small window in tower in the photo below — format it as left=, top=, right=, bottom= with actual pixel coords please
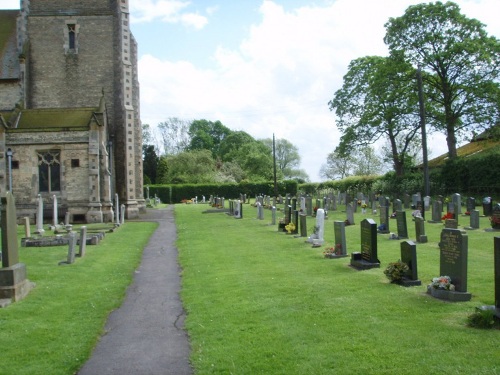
left=71, top=159, right=80, bottom=168
left=68, top=24, right=76, bottom=50
left=12, top=161, right=19, bottom=169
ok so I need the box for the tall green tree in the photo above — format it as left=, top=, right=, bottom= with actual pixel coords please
left=329, top=55, right=421, bottom=176
left=142, top=145, right=159, bottom=184
left=188, top=119, right=232, bottom=158
left=384, top=1, right=500, bottom=158
left=157, top=150, right=216, bottom=184
left=319, top=146, right=354, bottom=180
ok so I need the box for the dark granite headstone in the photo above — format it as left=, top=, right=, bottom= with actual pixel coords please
left=396, top=211, right=408, bottom=239
left=350, top=219, right=379, bottom=269
left=490, top=204, right=500, bottom=230
left=403, top=194, right=410, bottom=209
left=439, top=229, right=470, bottom=294
left=400, top=241, right=421, bottom=286
left=483, top=197, right=493, bottom=216
left=346, top=203, right=354, bottom=225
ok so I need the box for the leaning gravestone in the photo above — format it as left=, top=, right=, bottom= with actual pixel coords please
left=59, top=232, right=77, bottom=265
left=428, top=228, right=471, bottom=301
left=399, top=241, right=421, bottom=286
left=396, top=211, right=408, bottom=239
left=0, top=193, right=35, bottom=305
left=350, top=218, right=380, bottom=270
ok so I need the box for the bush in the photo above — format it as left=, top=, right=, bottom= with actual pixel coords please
left=383, top=260, right=409, bottom=283
left=467, top=308, right=498, bottom=329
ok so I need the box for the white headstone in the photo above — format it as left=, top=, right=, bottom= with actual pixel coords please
left=35, top=194, right=44, bottom=235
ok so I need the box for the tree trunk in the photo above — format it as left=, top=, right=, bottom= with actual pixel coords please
left=446, top=123, right=458, bottom=159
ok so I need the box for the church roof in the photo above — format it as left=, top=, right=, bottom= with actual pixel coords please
left=5, top=108, right=98, bottom=132
left=0, top=10, right=20, bottom=80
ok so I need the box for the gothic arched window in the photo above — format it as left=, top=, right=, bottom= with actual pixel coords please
left=38, top=150, right=61, bottom=192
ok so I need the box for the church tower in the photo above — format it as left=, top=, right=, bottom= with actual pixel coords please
left=21, top=0, right=144, bottom=218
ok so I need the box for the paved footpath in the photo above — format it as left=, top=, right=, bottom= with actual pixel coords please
left=78, top=206, right=192, bottom=375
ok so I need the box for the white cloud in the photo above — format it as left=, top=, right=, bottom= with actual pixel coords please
left=130, top=0, right=208, bottom=28
left=137, top=0, right=500, bottom=181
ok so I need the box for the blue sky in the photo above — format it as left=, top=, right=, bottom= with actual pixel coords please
left=1, top=0, right=499, bottom=181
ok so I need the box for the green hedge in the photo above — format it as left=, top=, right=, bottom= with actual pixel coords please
left=144, top=180, right=298, bottom=204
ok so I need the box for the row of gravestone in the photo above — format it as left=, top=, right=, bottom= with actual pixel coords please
left=253, top=204, right=498, bottom=309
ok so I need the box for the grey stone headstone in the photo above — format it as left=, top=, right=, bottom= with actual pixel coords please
left=393, top=199, right=402, bottom=212
left=415, top=217, right=427, bottom=243
left=35, top=194, right=45, bottom=235
left=403, top=194, right=410, bottom=209
left=24, top=217, right=31, bottom=238
left=452, top=193, right=461, bottom=214
left=445, top=219, right=458, bottom=229
left=396, top=211, right=408, bottom=239
left=346, top=203, right=354, bottom=225
left=78, top=226, right=87, bottom=257
left=52, top=194, right=58, bottom=227
left=306, top=197, right=313, bottom=216
left=439, top=229, right=468, bottom=292
left=271, top=206, right=276, bottom=225
left=469, top=210, right=480, bottom=229
left=430, top=200, right=442, bottom=223
left=120, top=204, right=125, bottom=225
left=424, top=196, right=431, bottom=211
left=66, top=232, right=77, bottom=264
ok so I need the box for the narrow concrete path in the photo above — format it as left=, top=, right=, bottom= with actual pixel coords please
left=78, top=206, right=192, bottom=375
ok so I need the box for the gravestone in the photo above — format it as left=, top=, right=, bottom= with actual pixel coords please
left=23, top=217, right=31, bottom=238
left=445, top=219, right=458, bottom=229
left=350, top=218, right=380, bottom=270
left=120, top=204, right=125, bottom=225
left=403, top=193, right=410, bottom=209
left=307, top=208, right=325, bottom=246
left=0, top=193, right=34, bottom=304
left=300, top=197, right=306, bottom=212
left=486, top=204, right=500, bottom=231
left=452, top=193, right=462, bottom=215
left=429, top=228, right=471, bottom=301
left=291, top=210, right=299, bottom=235
left=416, top=201, right=425, bottom=220
left=424, top=196, right=431, bottom=211
left=415, top=217, right=428, bottom=243
left=35, top=194, right=45, bottom=235
left=429, top=200, right=442, bottom=223
left=333, top=221, right=348, bottom=257
left=234, top=200, right=242, bottom=219
left=59, top=232, right=77, bottom=265
left=464, top=209, right=480, bottom=230
left=271, top=206, right=276, bottom=225
left=346, top=203, right=355, bottom=225
left=78, top=226, right=87, bottom=257
left=52, top=194, right=58, bottom=227
left=299, top=214, right=307, bottom=238
left=483, top=197, right=493, bottom=216
left=256, top=202, right=264, bottom=220
left=306, top=196, right=313, bottom=216
left=399, top=241, right=421, bottom=286
left=379, top=205, right=390, bottom=234
left=396, top=211, right=408, bottom=239
left=393, top=199, right=402, bottom=213
left=466, top=197, right=476, bottom=213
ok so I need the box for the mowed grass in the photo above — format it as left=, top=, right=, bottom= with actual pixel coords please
left=0, top=221, right=157, bottom=375
left=176, top=203, right=499, bottom=375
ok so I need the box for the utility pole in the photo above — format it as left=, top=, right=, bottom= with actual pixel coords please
left=273, top=134, right=278, bottom=198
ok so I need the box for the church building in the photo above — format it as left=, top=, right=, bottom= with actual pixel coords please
left=0, top=0, right=144, bottom=223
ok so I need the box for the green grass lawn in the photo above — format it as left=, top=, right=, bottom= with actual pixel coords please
left=176, top=203, right=499, bottom=375
left=0, top=221, right=157, bottom=375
